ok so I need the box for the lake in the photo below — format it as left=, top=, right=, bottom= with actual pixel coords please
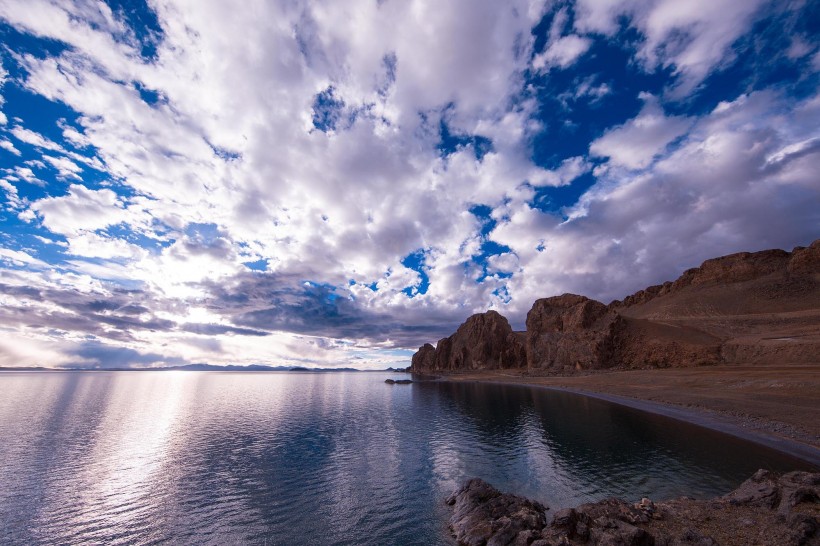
left=0, top=371, right=812, bottom=545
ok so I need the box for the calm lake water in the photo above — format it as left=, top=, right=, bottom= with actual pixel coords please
left=0, top=371, right=812, bottom=545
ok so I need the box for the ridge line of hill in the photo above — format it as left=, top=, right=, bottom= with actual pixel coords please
left=411, top=239, right=820, bottom=373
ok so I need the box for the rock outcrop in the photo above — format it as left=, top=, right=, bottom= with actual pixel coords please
left=410, top=311, right=526, bottom=373
left=447, top=470, right=820, bottom=546
left=410, top=240, right=820, bottom=373
left=615, top=239, right=820, bottom=309
left=447, top=478, right=548, bottom=546
left=525, top=295, right=622, bottom=371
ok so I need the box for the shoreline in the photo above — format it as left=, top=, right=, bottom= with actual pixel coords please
left=448, top=469, right=820, bottom=545
left=430, top=366, right=820, bottom=469
left=537, top=386, right=820, bottom=468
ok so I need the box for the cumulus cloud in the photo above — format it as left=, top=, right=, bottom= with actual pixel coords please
left=0, top=248, right=47, bottom=268
left=533, top=35, right=592, bottom=71
left=0, top=0, right=816, bottom=368
left=589, top=94, right=691, bottom=169
left=0, top=60, right=7, bottom=125
left=0, top=139, right=21, bottom=155
left=31, top=184, right=130, bottom=235
left=574, top=0, right=768, bottom=93
left=532, top=6, right=592, bottom=72
left=492, top=90, right=820, bottom=312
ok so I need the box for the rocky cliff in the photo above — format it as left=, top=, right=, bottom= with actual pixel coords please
left=525, top=295, right=622, bottom=371
left=410, top=240, right=820, bottom=373
left=411, top=310, right=526, bottom=372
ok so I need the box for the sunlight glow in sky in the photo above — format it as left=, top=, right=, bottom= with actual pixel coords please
left=0, top=0, right=818, bottom=369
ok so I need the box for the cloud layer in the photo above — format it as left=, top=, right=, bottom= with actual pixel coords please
left=0, top=0, right=818, bottom=368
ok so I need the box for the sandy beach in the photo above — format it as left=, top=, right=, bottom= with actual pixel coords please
left=434, top=364, right=820, bottom=467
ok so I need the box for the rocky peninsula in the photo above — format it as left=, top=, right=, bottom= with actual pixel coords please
left=447, top=470, right=820, bottom=546
left=411, top=240, right=820, bottom=452
left=413, top=240, right=820, bottom=374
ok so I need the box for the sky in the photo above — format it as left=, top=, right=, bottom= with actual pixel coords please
left=0, top=0, right=818, bottom=370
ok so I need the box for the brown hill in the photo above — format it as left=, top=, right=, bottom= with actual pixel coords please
left=410, top=240, right=820, bottom=373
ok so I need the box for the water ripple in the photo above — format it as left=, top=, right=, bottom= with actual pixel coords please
left=0, top=371, right=812, bottom=545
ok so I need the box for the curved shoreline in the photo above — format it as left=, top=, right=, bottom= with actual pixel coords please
left=432, top=375, right=820, bottom=469
left=539, top=386, right=820, bottom=468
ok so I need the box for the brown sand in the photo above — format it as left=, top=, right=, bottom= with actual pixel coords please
left=435, top=364, right=820, bottom=464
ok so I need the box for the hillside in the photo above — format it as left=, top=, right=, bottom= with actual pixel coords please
left=411, top=240, right=820, bottom=373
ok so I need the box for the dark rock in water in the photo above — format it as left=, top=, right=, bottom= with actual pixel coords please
left=448, top=470, right=820, bottom=546
left=384, top=379, right=395, bottom=384
left=446, top=478, right=548, bottom=546
left=384, top=379, right=412, bottom=384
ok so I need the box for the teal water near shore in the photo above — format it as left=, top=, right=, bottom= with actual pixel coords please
left=0, top=371, right=812, bottom=545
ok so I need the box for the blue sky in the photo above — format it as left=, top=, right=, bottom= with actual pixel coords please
left=0, top=0, right=818, bottom=369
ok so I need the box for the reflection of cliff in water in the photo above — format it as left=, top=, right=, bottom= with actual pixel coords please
left=423, top=380, right=813, bottom=501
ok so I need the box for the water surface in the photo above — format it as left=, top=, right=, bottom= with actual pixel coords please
left=0, top=371, right=811, bottom=545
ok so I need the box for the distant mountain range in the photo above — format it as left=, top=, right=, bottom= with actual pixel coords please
left=0, top=364, right=407, bottom=372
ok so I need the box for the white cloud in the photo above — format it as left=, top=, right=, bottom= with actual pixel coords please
left=0, top=179, right=22, bottom=210
left=491, top=90, right=820, bottom=313
left=42, top=154, right=83, bottom=180
left=566, top=78, right=611, bottom=103
left=5, top=166, right=45, bottom=186
left=786, top=37, right=813, bottom=60
left=0, top=0, right=815, bottom=368
left=10, top=126, right=66, bottom=152
left=0, top=248, right=47, bottom=268
left=574, top=0, right=768, bottom=93
left=31, top=184, right=131, bottom=235
left=65, top=232, right=148, bottom=260
left=590, top=94, right=690, bottom=169
left=529, top=155, right=591, bottom=186
left=0, top=139, right=21, bottom=156
left=533, top=34, right=592, bottom=71
left=532, top=7, right=592, bottom=72
left=0, top=60, right=7, bottom=125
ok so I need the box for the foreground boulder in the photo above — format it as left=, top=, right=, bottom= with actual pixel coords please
left=447, top=470, right=820, bottom=546
left=446, top=478, right=548, bottom=546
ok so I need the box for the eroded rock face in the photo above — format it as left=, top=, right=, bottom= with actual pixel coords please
left=410, top=311, right=526, bottom=373
left=411, top=343, right=436, bottom=371
left=525, top=295, right=623, bottom=371
left=789, top=240, right=820, bottom=275
left=410, top=240, right=820, bottom=373
left=722, top=468, right=820, bottom=513
left=446, top=478, right=548, bottom=546
left=670, top=249, right=791, bottom=289
left=448, top=471, right=820, bottom=546
left=616, top=241, right=819, bottom=309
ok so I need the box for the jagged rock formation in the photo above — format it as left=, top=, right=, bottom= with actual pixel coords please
left=446, top=478, right=548, bottom=546
left=411, top=240, right=820, bottom=373
left=525, top=295, right=622, bottom=371
left=411, top=311, right=526, bottom=372
left=447, top=470, right=820, bottom=546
